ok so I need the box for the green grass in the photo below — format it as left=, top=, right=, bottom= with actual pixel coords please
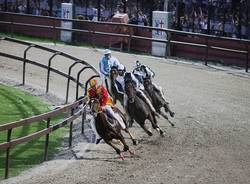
left=0, top=84, right=67, bottom=179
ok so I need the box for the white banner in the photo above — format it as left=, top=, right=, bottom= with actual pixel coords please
left=152, top=11, right=172, bottom=57
left=61, top=3, right=73, bottom=42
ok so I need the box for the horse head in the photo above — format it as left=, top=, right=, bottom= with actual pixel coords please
left=89, top=98, right=102, bottom=115
left=125, top=80, right=136, bottom=103
left=110, top=67, right=118, bottom=81
left=143, top=77, right=154, bottom=93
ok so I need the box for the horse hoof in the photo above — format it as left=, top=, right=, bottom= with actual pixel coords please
left=119, top=152, right=125, bottom=160
left=129, top=149, right=135, bottom=155
left=160, top=131, right=165, bottom=137
left=155, top=113, right=160, bottom=118
left=170, top=112, right=175, bottom=118
left=132, top=140, right=137, bottom=145
left=147, top=131, right=153, bottom=136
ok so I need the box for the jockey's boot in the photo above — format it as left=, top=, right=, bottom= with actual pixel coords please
left=96, top=138, right=102, bottom=144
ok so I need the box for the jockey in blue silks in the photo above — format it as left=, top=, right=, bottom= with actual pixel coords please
left=99, top=49, right=120, bottom=90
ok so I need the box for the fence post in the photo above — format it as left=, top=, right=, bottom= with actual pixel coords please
left=53, top=19, right=57, bottom=46
left=127, top=27, right=132, bottom=52
left=90, top=24, right=95, bottom=48
left=66, top=61, right=82, bottom=104
left=82, top=107, right=86, bottom=134
left=44, top=118, right=51, bottom=161
left=205, top=37, right=208, bottom=66
left=23, top=55, right=27, bottom=86
left=5, top=129, right=12, bottom=179
left=76, top=66, right=91, bottom=100
left=69, top=108, right=74, bottom=147
left=10, top=15, right=13, bottom=38
left=46, top=52, right=61, bottom=93
left=246, top=51, right=249, bottom=73
left=23, top=45, right=35, bottom=85
left=165, top=31, right=171, bottom=58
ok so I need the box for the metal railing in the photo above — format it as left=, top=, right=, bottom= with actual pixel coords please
left=0, top=97, right=88, bottom=179
left=0, top=36, right=100, bottom=103
left=0, top=37, right=100, bottom=179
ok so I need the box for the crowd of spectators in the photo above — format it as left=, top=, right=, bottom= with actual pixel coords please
left=0, top=0, right=249, bottom=39
left=169, top=0, right=250, bottom=39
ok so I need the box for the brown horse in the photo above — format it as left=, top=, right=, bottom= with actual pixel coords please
left=89, top=98, right=134, bottom=160
left=109, top=67, right=124, bottom=105
left=124, top=80, right=165, bottom=136
left=143, top=78, right=175, bottom=127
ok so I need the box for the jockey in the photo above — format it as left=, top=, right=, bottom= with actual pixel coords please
left=123, top=71, right=156, bottom=114
left=133, top=60, right=155, bottom=82
left=87, top=79, right=102, bottom=144
left=133, top=60, right=168, bottom=106
left=99, top=49, right=120, bottom=80
left=87, top=79, right=126, bottom=140
left=99, top=49, right=120, bottom=91
left=114, top=64, right=126, bottom=95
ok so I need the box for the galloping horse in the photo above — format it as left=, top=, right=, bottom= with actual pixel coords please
left=124, top=80, right=165, bottom=136
left=89, top=98, right=135, bottom=160
left=109, top=67, right=124, bottom=105
left=143, top=78, right=175, bottom=127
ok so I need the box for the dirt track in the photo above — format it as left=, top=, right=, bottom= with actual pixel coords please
left=0, top=40, right=250, bottom=184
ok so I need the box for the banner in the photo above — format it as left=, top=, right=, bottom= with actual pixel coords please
left=61, top=3, right=73, bottom=42
left=152, top=11, right=172, bottom=57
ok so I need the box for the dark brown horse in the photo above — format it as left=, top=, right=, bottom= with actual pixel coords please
left=90, top=98, right=134, bottom=160
left=109, top=67, right=124, bottom=105
left=143, top=78, right=175, bottom=127
left=124, top=80, right=165, bottom=136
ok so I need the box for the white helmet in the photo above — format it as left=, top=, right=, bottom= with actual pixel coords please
left=135, top=60, right=141, bottom=68
left=104, top=49, right=111, bottom=55
left=118, top=64, right=125, bottom=71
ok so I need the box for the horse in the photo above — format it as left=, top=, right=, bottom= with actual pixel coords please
left=124, top=80, right=165, bottom=137
left=109, top=67, right=124, bottom=105
left=89, top=98, right=135, bottom=160
left=143, top=78, right=175, bottom=127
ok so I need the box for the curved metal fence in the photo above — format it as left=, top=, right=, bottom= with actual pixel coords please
left=0, top=37, right=100, bottom=179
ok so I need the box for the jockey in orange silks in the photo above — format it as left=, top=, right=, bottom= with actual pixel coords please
left=87, top=79, right=126, bottom=144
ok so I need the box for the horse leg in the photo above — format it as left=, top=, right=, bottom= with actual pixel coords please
left=139, top=120, right=153, bottom=136
left=149, top=114, right=165, bottom=137
left=105, top=140, right=125, bottom=160
left=159, top=110, right=175, bottom=127
left=163, top=103, right=175, bottom=118
left=124, top=128, right=137, bottom=145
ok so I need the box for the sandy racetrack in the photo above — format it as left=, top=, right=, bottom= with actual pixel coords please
left=0, top=40, right=250, bottom=184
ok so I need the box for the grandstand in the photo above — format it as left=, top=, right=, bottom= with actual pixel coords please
left=0, top=0, right=249, bottom=39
